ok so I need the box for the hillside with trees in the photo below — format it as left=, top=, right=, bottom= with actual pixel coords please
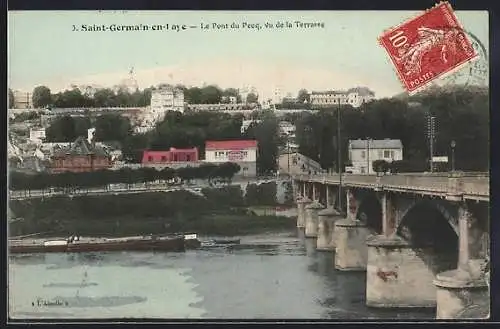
left=291, top=86, right=488, bottom=172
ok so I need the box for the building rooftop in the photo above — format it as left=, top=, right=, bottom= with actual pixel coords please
left=205, top=140, right=258, bottom=150
left=52, top=136, right=109, bottom=157
left=311, top=87, right=375, bottom=97
left=349, top=139, right=403, bottom=149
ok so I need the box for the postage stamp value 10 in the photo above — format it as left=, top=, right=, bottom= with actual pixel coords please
left=379, top=1, right=479, bottom=93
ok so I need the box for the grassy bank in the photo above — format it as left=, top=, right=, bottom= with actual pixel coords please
left=9, top=186, right=295, bottom=237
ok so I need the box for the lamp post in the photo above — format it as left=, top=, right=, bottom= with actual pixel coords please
left=451, top=140, right=456, bottom=172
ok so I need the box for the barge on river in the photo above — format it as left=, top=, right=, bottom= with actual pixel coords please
left=9, top=235, right=186, bottom=254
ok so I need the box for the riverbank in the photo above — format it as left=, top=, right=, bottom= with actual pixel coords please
left=8, top=186, right=296, bottom=238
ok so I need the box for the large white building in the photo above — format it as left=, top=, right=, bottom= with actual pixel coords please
left=136, top=86, right=185, bottom=132
left=12, top=90, right=33, bottom=109
left=310, top=87, right=375, bottom=108
left=347, top=139, right=403, bottom=174
left=204, top=140, right=258, bottom=177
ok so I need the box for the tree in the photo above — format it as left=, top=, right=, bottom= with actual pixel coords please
left=200, top=85, right=222, bottom=104
left=185, top=87, right=203, bottom=104
left=121, top=133, right=150, bottom=163
left=222, top=88, right=242, bottom=103
left=45, top=115, right=78, bottom=142
left=292, top=85, right=488, bottom=173
left=94, top=114, right=132, bottom=142
left=52, top=88, right=93, bottom=108
left=8, top=89, right=15, bottom=108
left=32, top=86, right=52, bottom=108
left=297, top=89, right=309, bottom=104
left=93, top=88, right=117, bottom=107
left=372, top=160, right=390, bottom=174
left=244, top=116, right=279, bottom=175
left=246, top=92, right=258, bottom=104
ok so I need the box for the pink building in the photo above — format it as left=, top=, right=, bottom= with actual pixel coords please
left=142, top=147, right=199, bottom=164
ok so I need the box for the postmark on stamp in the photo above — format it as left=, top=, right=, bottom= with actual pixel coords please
left=378, top=1, right=480, bottom=93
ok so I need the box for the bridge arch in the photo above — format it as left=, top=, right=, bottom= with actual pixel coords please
left=355, top=192, right=382, bottom=234
left=398, top=199, right=458, bottom=235
left=397, top=200, right=458, bottom=274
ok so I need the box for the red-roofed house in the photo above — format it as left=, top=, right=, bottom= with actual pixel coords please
left=142, top=147, right=199, bottom=165
left=205, top=139, right=258, bottom=176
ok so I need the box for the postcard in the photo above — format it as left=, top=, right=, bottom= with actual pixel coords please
left=8, top=4, right=489, bottom=322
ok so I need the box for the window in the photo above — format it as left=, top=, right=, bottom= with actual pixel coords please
left=384, top=150, right=391, bottom=158
left=360, top=167, right=366, bottom=174
left=161, top=156, right=167, bottom=161
left=390, top=150, right=395, bottom=159
left=361, top=150, right=366, bottom=159
left=148, top=156, right=153, bottom=162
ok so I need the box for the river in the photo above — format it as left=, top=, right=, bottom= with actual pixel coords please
left=9, top=230, right=436, bottom=320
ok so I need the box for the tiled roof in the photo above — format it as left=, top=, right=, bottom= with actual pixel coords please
left=53, top=136, right=109, bottom=157
left=205, top=140, right=258, bottom=150
left=311, top=87, right=375, bottom=97
left=349, top=139, right=403, bottom=149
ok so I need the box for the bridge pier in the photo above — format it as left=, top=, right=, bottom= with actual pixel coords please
left=366, top=193, right=438, bottom=308
left=296, top=196, right=311, bottom=229
left=366, top=235, right=438, bottom=308
left=304, top=201, right=324, bottom=238
left=434, top=203, right=489, bottom=319
left=335, top=189, right=369, bottom=271
left=316, top=207, right=341, bottom=251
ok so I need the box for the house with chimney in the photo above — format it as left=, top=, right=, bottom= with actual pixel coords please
left=49, top=130, right=112, bottom=173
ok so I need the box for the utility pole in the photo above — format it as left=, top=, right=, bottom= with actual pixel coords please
left=427, top=115, right=436, bottom=172
left=366, top=138, right=371, bottom=174
left=287, top=138, right=290, bottom=175
left=337, top=101, right=342, bottom=214
left=451, top=140, right=456, bottom=172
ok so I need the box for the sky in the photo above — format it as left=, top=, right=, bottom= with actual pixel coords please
left=8, top=10, right=489, bottom=99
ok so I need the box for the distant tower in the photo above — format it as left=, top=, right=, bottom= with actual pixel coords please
left=116, top=67, right=139, bottom=93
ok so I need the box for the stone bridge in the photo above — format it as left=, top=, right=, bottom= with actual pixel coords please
left=292, top=171, right=490, bottom=319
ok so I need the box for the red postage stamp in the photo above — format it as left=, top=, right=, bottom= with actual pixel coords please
left=378, top=1, right=479, bottom=93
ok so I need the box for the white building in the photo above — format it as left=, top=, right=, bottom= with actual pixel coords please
left=348, top=139, right=403, bottom=174
left=240, top=119, right=262, bottom=134
left=87, top=127, right=96, bottom=144
left=147, top=85, right=184, bottom=120
left=12, top=90, right=33, bottom=109
left=278, top=121, right=296, bottom=137
left=204, top=140, right=258, bottom=177
left=310, top=87, right=375, bottom=108
left=29, top=128, right=46, bottom=144
left=221, top=95, right=238, bottom=104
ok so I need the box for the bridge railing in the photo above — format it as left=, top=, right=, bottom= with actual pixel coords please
left=381, top=174, right=449, bottom=193
left=461, top=176, right=490, bottom=197
left=293, top=172, right=490, bottom=199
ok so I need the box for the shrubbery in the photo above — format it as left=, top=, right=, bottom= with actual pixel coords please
left=9, top=162, right=240, bottom=191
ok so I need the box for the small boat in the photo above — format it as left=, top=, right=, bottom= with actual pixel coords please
left=213, top=238, right=241, bottom=245
left=183, top=233, right=201, bottom=249
left=9, top=235, right=185, bottom=254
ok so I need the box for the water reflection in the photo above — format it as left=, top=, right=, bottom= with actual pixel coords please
left=9, top=231, right=436, bottom=320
